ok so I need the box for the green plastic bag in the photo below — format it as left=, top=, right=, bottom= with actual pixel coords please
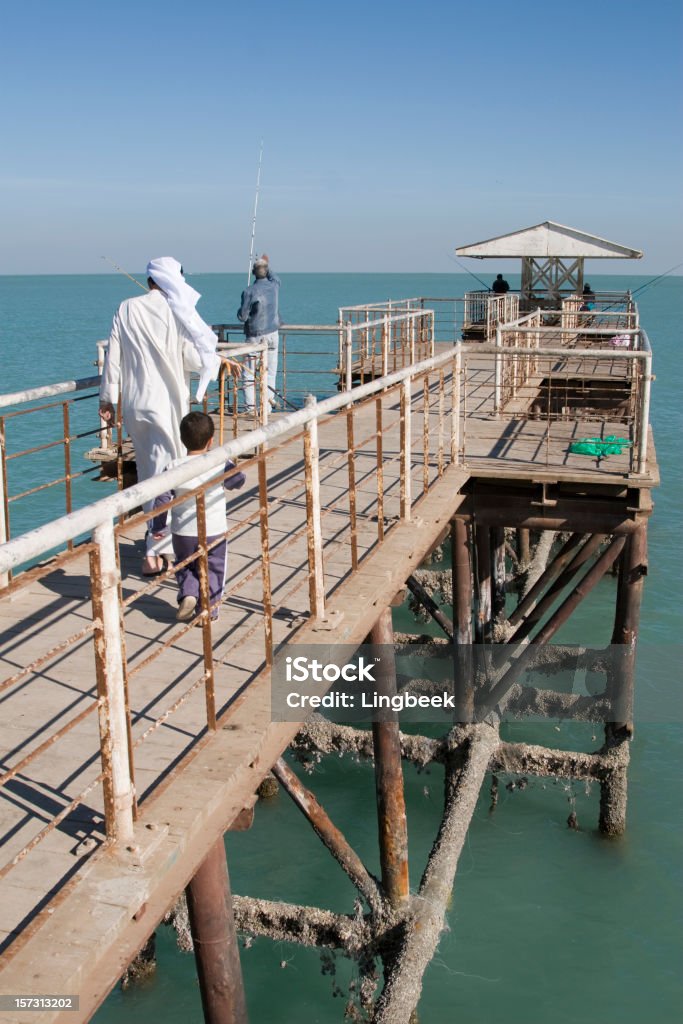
left=568, top=435, right=633, bottom=457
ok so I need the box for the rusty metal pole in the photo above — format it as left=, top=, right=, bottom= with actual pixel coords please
left=452, top=519, right=473, bottom=647
left=0, top=417, right=9, bottom=587
left=272, top=758, right=382, bottom=913
left=186, top=837, right=249, bottom=1024
left=195, top=493, right=217, bottom=730
left=303, top=395, right=325, bottom=618
left=474, top=523, right=492, bottom=644
left=257, top=453, right=274, bottom=666
left=609, top=521, right=647, bottom=734
left=451, top=518, right=474, bottom=722
left=406, top=575, right=453, bottom=640
left=491, top=527, right=506, bottom=625
left=599, top=523, right=648, bottom=835
left=370, top=608, right=410, bottom=908
left=517, top=527, right=530, bottom=568
left=508, top=533, right=586, bottom=629
left=91, top=520, right=135, bottom=843
left=399, top=379, right=412, bottom=521
left=507, top=534, right=607, bottom=644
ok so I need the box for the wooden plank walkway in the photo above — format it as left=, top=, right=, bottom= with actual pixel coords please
left=0, top=348, right=658, bottom=1021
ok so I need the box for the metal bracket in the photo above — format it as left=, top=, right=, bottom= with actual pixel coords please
left=530, top=482, right=559, bottom=508
left=312, top=609, right=345, bottom=633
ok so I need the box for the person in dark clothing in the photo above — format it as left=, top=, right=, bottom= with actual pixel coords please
left=237, top=254, right=282, bottom=413
left=491, top=273, right=510, bottom=294
left=581, top=283, right=596, bottom=311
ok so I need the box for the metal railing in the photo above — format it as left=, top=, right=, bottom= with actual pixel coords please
left=560, top=293, right=639, bottom=332
left=0, top=376, right=105, bottom=575
left=463, top=291, right=520, bottom=340
left=341, top=297, right=469, bottom=346
left=485, top=325, right=652, bottom=473
left=337, top=310, right=435, bottom=390
left=0, top=347, right=464, bottom=884
left=0, top=308, right=438, bottom=553
left=213, top=323, right=343, bottom=407
left=0, top=318, right=656, bottom=906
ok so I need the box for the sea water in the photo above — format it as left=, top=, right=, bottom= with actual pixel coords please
left=1, top=273, right=681, bottom=1023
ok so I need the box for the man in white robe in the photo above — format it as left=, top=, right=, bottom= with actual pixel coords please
left=98, top=259, right=230, bottom=576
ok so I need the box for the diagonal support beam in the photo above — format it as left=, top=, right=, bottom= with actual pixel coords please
left=373, top=725, right=499, bottom=1024
left=271, top=758, right=383, bottom=916
left=508, top=533, right=586, bottom=628
left=487, top=536, right=627, bottom=713
left=406, top=574, right=454, bottom=639
left=507, top=534, right=606, bottom=644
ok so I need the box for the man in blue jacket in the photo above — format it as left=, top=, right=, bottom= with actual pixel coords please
left=237, top=253, right=282, bottom=413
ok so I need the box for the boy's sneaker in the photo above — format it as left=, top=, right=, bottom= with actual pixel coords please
left=176, top=595, right=197, bottom=622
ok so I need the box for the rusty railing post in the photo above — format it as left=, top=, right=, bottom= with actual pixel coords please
left=218, top=361, right=226, bottom=445
left=381, top=315, right=389, bottom=376
left=0, top=417, right=9, bottom=586
left=452, top=348, right=462, bottom=464
left=303, top=395, right=325, bottom=618
left=91, top=520, right=135, bottom=843
left=423, top=375, right=430, bottom=495
left=346, top=406, right=359, bottom=570
left=437, top=368, right=445, bottom=476
left=258, top=450, right=274, bottom=665
left=376, top=397, right=384, bottom=542
left=196, top=493, right=217, bottom=730
left=259, top=350, right=269, bottom=426
left=62, top=402, right=73, bottom=550
left=400, top=378, right=412, bottom=521
left=344, top=322, right=353, bottom=392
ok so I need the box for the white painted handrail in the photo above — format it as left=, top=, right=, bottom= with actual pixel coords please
left=0, top=346, right=462, bottom=575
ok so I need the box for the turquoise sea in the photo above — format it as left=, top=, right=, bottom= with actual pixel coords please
left=1, top=273, right=682, bottom=1023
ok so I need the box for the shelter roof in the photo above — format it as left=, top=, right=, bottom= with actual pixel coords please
left=455, top=221, right=643, bottom=260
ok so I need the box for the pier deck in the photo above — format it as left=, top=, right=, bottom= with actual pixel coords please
left=0, top=340, right=657, bottom=1022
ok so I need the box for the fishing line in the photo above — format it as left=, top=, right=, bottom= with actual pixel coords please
left=247, top=140, right=264, bottom=283
left=101, top=256, right=147, bottom=292
left=630, top=260, right=683, bottom=298
left=446, top=252, right=493, bottom=291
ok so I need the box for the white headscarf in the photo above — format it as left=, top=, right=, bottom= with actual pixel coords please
left=146, top=257, right=221, bottom=401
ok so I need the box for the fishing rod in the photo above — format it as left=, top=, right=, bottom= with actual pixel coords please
left=447, top=252, right=493, bottom=291
left=101, top=256, right=147, bottom=292
left=241, top=140, right=297, bottom=412
left=247, top=140, right=264, bottom=283
left=266, top=382, right=297, bottom=411
left=630, top=260, right=683, bottom=298
left=577, top=259, right=683, bottom=319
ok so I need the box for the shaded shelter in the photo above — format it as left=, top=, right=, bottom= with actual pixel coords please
left=456, top=220, right=642, bottom=306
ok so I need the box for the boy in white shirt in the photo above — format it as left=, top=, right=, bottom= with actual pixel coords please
left=164, top=411, right=245, bottom=623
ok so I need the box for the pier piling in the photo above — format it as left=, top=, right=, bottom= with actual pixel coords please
left=370, top=608, right=410, bottom=908
left=185, top=837, right=249, bottom=1024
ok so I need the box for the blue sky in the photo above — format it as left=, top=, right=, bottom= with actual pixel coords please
left=1, top=0, right=681, bottom=274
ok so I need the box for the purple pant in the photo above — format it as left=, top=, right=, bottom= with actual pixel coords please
left=172, top=533, right=227, bottom=610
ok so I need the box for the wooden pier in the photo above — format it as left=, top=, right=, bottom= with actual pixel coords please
left=0, top=279, right=657, bottom=1023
